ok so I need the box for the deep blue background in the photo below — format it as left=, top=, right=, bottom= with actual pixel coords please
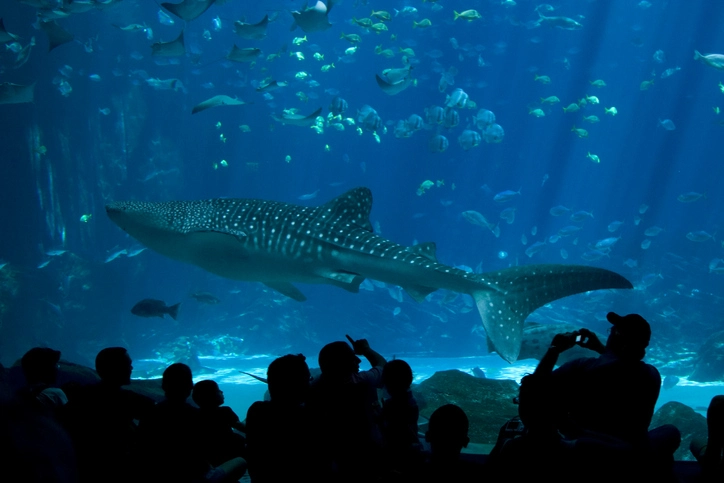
left=1, top=0, right=723, bottom=367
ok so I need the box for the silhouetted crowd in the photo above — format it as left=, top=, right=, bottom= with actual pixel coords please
left=3, top=312, right=724, bottom=482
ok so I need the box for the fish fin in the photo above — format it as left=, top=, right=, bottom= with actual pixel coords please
left=407, top=242, right=438, bottom=262
left=40, top=20, right=74, bottom=52
left=290, top=20, right=298, bottom=31
left=471, top=264, right=633, bottom=362
left=305, top=107, right=323, bottom=120
left=318, top=187, right=373, bottom=231
left=167, top=303, right=180, bottom=320
left=239, top=371, right=268, bottom=384
left=264, top=282, right=307, bottom=301
left=402, top=284, right=437, bottom=302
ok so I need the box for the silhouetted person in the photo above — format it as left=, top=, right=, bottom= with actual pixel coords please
left=1, top=381, right=78, bottom=483
left=139, top=363, right=246, bottom=483
left=63, top=347, right=154, bottom=483
left=535, top=312, right=680, bottom=480
left=245, top=354, right=314, bottom=482
left=380, top=359, right=422, bottom=474
left=420, top=404, right=479, bottom=482
left=487, top=373, right=575, bottom=482
left=18, top=347, right=67, bottom=413
left=306, top=336, right=387, bottom=481
left=192, top=379, right=245, bottom=465
left=690, top=395, right=724, bottom=481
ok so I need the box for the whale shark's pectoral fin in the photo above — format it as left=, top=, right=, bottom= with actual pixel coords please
left=472, top=264, right=633, bottom=363
left=403, top=284, right=437, bottom=302
left=264, top=282, right=307, bottom=301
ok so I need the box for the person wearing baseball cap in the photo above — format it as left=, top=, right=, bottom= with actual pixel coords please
left=530, top=312, right=680, bottom=479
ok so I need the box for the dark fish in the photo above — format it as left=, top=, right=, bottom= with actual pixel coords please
left=256, top=78, right=287, bottom=93
left=234, top=14, right=269, bottom=40
left=471, top=367, right=486, bottom=379
left=161, top=0, right=215, bottom=22
left=226, top=44, right=261, bottom=63
left=131, top=299, right=180, bottom=320
left=151, top=31, right=185, bottom=57
left=191, top=292, right=221, bottom=304
left=272, top=107, right=322, bottom=127
left=191, top=95, right=248, bottom=114
left=329, top=96, right=348, bottom=116
left=662, top=375, right=679, bottom=390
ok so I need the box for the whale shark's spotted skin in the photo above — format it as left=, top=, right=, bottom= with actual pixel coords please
left=106, top=187, right=633, bottom=362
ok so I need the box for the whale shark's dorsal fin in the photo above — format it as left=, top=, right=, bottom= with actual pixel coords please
left=318, top=187, right=373, bottom=232
left=407, top=242, right=438, bottom=263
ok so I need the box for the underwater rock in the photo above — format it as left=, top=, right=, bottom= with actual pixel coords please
left=412, top=369, right=519, bottom=444
left=650, top=401, right=707, bottom=461
left=689, top=330, right=724, bottom=382
left=517, top=322, right=602, bottom=365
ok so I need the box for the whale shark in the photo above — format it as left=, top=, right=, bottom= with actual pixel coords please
left=106, top=187, right=633, bottom=362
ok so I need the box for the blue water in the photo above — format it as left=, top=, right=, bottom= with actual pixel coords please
left=1, top=0, right=723, bottom=429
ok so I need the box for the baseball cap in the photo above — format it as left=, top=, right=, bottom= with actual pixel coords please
left=606, top=312, right=651, bottom=347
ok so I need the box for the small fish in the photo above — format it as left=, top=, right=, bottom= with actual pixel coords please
left=191, top=292, right=221, bottom=304
left=658, top=118, right=676, bottom=130
left=594, top=237, right=620, bottom=250
left=524, top=241, right=546, bottom=258
left=570, top=210, right=594, bottom=222
left=644, top=226, right=664, bottom=237
left=686, top=231, right=714, bottom=242
left=46, top=249, right=67, bottom=257
left=558, top=226, right=582, bottom=237
left=549, top=205, right=570, bottom=217
left=709, top=258, right=724, bottom=274
left=298, top=189, right=320, bottom=200
left=127, top=246, right=147, bottom=257
left=105, top=248, right=127, bottom=263
left=131, top=299, right=180, bottom=320
left=471, top=367, right=486, bottom=379
left=493, top=189, right=521, bottom=203
left=677, top=192, right=705, bottom=203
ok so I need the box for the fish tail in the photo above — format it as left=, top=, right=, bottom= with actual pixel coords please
left=168, top=303, right=181, bottom=321
left=470, top=265, right=633, bottom=363
left=454, top=11, right=460, bottom=20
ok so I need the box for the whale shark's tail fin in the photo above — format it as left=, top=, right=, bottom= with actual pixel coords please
left=471, top=264, right=633, bottom=363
